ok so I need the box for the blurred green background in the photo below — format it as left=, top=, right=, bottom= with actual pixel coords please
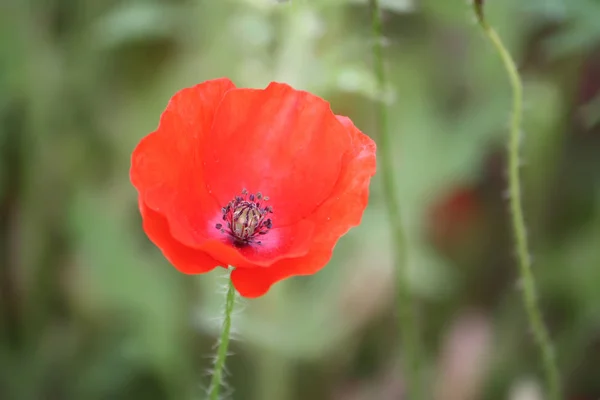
left=1, top=0, right=599, bottom=399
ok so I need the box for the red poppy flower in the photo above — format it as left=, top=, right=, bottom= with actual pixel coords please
left=130, top=78, right=376, bottom=297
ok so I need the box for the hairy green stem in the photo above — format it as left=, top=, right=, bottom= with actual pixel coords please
left=368, top=1, right=422, bottom=399
left=473, top=3, right=561, bottom=399
left=208, top=277, right=236, bottom=400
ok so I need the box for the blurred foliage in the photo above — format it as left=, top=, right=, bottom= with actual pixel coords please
left=1, top=0, right=600, bottom=399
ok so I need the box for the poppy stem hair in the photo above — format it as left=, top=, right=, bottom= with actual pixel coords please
left=208, top=274, right=237, bottom=400
left=368, top=0, right=423, bottom=399
left=472, top=2, right=561, bottom=400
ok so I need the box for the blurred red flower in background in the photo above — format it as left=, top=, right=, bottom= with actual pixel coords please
left=130, top=78, right=376, bottom=297
left=428, top=185, right=483, bottom=253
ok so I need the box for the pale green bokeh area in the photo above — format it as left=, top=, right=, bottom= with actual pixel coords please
left=1, top=0, right=599, bottom=399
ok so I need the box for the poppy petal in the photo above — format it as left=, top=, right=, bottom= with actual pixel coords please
left=230, top=116, right=377, bottom=297
left=140, top=199, right=220, bottom=273
left=203, top=82, right=351, bottom=228
left=131, top=78, right=235, bottom=248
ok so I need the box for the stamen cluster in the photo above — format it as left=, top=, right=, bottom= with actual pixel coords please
left=215, top=189, right=273, bottom=246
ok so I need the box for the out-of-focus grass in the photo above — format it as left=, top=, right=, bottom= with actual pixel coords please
left=1, top=0, right=599, bottom=399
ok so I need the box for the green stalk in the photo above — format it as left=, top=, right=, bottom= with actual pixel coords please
left=207, top=278, right=236, bottom=400
left=368, top=1, right=422, bottom=399
left=473, top=2, right=561, bottom=399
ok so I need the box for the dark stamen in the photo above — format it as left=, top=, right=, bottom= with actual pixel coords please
left=215, top=189, right=274, bottom=247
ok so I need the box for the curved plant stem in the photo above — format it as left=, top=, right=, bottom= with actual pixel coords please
left=473, top=3, right=561, bottom=400
left=368, top=1, right=422, bottom=399
left=208, top=277, right=236, bottom=400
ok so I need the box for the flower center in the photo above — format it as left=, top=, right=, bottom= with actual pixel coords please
left=215, top=189, right=273, bottom=247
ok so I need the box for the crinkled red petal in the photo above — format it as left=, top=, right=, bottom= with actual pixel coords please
left=140, top=199, right=220, bottom=274
left=203, top=82, right=351, bottom=228
left=131, top=78, right=235, bottom=250
left=231, top=116, right=377, bottom=297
